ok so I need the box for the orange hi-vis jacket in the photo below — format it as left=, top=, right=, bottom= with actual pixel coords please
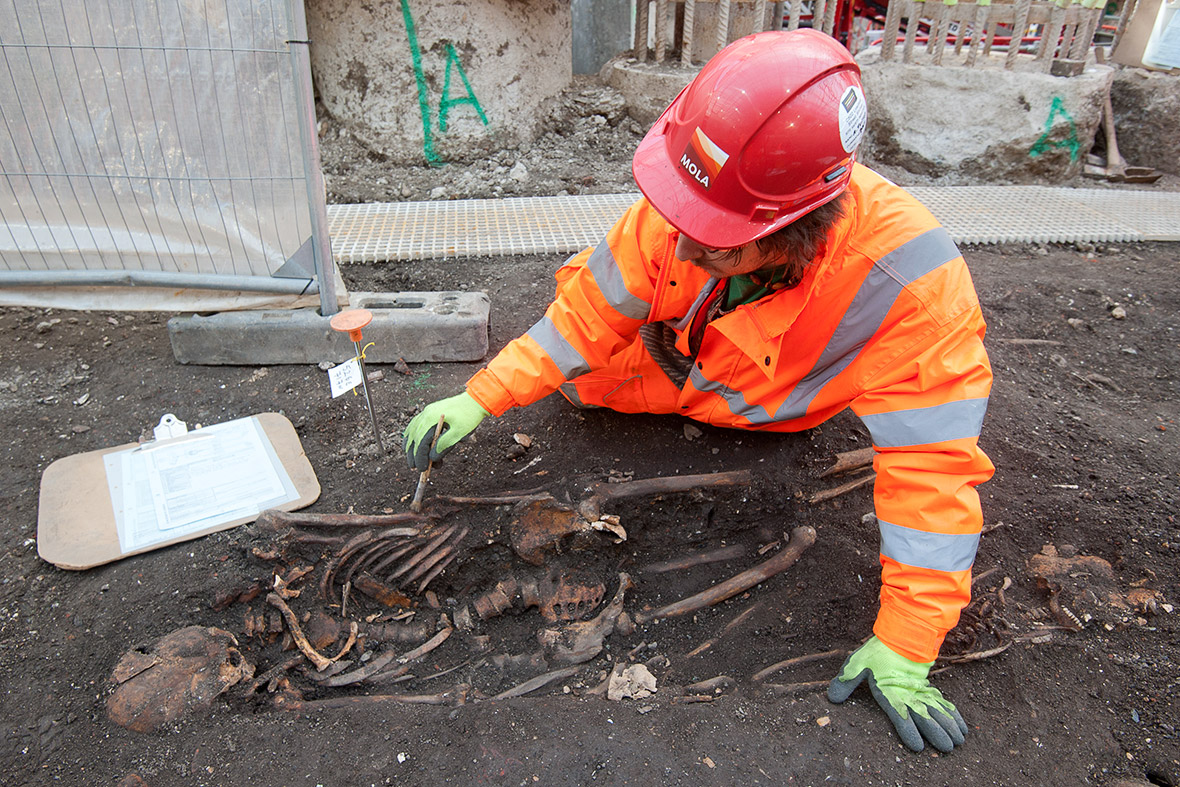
left=467, top=164, right=994, bottom=662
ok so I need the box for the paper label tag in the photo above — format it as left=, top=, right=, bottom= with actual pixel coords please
left=328, top=358, right=363, bottom=398
left=838, top=86, right=867, bottom=153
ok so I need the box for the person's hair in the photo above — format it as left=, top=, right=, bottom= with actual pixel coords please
left=723, top=192, right=849, bottom=286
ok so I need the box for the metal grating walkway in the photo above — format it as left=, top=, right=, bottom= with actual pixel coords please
left=327, top=187, right=1180, bottom=263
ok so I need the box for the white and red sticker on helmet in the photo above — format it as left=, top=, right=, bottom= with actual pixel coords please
left=838, top=86, right=867, bottom=153
left=679, top=127, right=730, bottom=190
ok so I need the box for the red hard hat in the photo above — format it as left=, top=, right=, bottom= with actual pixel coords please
left=632, top=29, right=866, bottom=249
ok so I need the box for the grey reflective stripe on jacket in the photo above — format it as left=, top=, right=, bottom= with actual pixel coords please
left=690, top=227, right=964, bottom=425
left=586, top=242, right=652, bottom=320
left=860, top=397, right=988, bottom=448
left=878, top=518, right=980, bottom=572
left=674, top=276, right=720, bottom=331
left=527, top=316, right=590, bottom=379
left=525, top=240, right=651, bottom=380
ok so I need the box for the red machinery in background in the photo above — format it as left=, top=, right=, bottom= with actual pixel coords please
left=804, top=0, right=1069, bottom=55
left=791, top=0, right=889, bottom=50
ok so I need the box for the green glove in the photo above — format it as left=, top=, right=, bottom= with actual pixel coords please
left=402, top=391, right=490, bottom=471
left=827, top=636, right=968, bottom=753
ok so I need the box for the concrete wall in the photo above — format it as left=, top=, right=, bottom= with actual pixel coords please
left=572, top=0, right=633, bottom=74
left=607, top=50, right=1112, bottom=184
left=856, top=51, right=1112, bottom=182
left=306, top=1, right=1170, bottom=183
left=306, top=0, right=571, bottom=165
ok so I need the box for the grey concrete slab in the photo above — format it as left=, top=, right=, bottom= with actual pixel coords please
left=168, top=291, right=489, bottom=365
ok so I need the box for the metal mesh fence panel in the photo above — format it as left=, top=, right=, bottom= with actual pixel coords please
left=0, top=0, right=312, bottom=281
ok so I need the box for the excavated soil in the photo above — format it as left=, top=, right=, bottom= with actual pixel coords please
left=1, top=80, right=1178, bottom=787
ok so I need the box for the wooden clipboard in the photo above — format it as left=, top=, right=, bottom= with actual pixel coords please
left=37, top=412, right=320, bottom=570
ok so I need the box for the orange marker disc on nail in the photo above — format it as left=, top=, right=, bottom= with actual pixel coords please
left=329, top=308, right=373, bottom=342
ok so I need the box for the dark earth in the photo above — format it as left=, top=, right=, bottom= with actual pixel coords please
left=1, top=78, right=1178, bottom=787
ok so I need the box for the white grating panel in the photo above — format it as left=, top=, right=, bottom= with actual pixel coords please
left=328, top=193, right=639, bottom=263
left=908, top=186, right=1180, bottom=244
left=327, top=187, right=1180, bottom=262
left=1055, top=189, right=1180, bottom=242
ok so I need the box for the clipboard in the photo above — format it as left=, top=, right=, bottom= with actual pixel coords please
left=37, top=412, right=320, bottom=570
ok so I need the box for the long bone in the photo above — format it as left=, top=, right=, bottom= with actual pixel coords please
left=634, top=526, right=816, bottom=624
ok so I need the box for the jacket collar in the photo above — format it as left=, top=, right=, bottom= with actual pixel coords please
left=704, top=198, right=858, bottom=379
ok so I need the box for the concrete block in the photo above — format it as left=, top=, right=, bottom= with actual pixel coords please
left=168, top=291, right=489, bottom=366
left=306, top=0, right=571, bottom=165
left=856, top=50, right=1113, bottom=182
left=603, top=58, right=696, bottom=126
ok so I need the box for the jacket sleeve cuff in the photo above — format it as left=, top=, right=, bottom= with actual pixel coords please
left=466, top=368, right=516, bottom=418
left=873, top=603, right=947, bottom=663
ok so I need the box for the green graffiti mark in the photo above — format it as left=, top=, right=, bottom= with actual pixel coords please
left=397, top=1, right=488, bottom=164
left=439, top=43, right=488, bottom=132
left=1029, top=95, right=1080, bottom=162
left=397, top=0, right=439, bottom=164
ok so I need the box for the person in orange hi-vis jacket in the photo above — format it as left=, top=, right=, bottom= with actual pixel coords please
left=404, top=28, right=994, bottom=754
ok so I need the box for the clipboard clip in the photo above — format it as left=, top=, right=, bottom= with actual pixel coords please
left=133, top=414, right=210, bottom=453
left=133, top=432, right=215, bottom=453
left=153, top=414, right=188, bottom=441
